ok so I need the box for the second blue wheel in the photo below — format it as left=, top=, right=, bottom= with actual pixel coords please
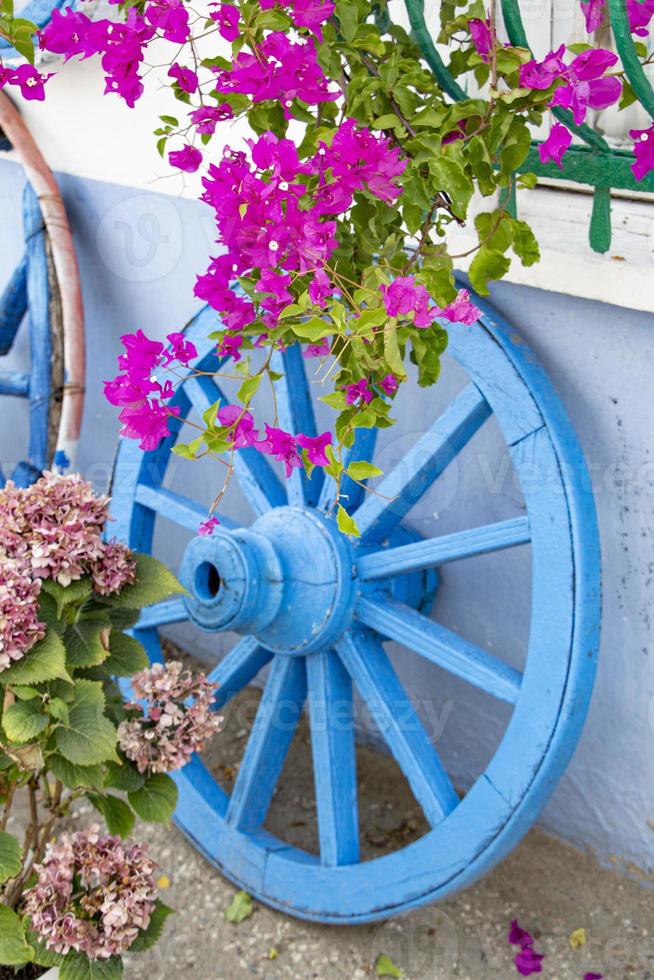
left=110, top=291, right=600, bottom=923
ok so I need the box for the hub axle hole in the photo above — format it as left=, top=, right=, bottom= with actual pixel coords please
left=195, top=561, right=222, bottom=600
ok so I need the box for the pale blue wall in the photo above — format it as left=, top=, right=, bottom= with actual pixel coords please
left=2, top=158, right=653, bottom=880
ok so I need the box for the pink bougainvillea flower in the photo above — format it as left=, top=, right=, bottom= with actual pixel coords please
left=38, top=6, right=95, bottom=59
left=211, top=2, right=240, bottom=41
left=308, top=269, right=333, bottom=307
left=258, top=425, right=302, bottom=477
left=345, top=378, right=373, bottom=405
left=327, top=118, right=406, bottom=202
left=10, top=65, right=53, bottom=101
left=514, top=946, right=544, bottom=976
left=437, top=288, right=481, bottom=325
left=297, top=430, right=332, bottom=466
left=519, top=44, right=567, bottom=89
left=119, top=401, right=180, bottom=451
left=217, top=405, right=259, bottom=448
left=630, top=123, right=654, bottom=181
left=379, top=373, right=399, bottom=396
left=508, top=920, right=534, bottom=948
left=627, top=0, right=654, bottom=35
left=145, top=0, right=189, bottom=42
left=581, top=0, right=606, bottom=32
left=381, top=276, right=417, bottom=317
left=583, top=974, right=603, bottom=980
left=291, top=0, right=336, bottom=42
left=539, top=122, right=573, bottom=167
left=168, top=62, right=198, bottom=93
left=198, top=516, right=220, bottom=536
left=163, top=332, right=197, bottom=366
left=303, top=339, right=331, bottom=357
left=118, top=329, right=164, bottom=379
left=168, top=144, right=203, bottom=173
left=215, top=332, right=244, bottom=361
left=469, top=16, right=494, bottom=62
left=189, top=103, right=233, bottom=134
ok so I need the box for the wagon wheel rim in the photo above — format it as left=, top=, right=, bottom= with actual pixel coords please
left=111, top=292, right=601, bottom=923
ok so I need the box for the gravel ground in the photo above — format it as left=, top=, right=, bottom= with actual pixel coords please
left=116, top=686, right=654, bottom=980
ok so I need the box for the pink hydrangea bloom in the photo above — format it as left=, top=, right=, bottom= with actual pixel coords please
left=296, top=431, right=332, bottom=466
left=630, top=124, right=654, bottom=181
left=118, top=661, right=223, bottom=773
left=168, top=144, right=203, bottom=173
left=24, top=826, right=157, bottom=959
left=89, top=541, right=137, bottom=596
left=539, top=123, right=573, bottom=167
left=0, top=557, right=45, bottom=670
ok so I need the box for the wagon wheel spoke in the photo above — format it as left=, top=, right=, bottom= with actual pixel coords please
left=226, top=654, right=307, bottom=832
left=0, top=369, right=30, bottom=397
left=306, top=650, right=359, bottom=866
left=317, top=427, right=379, bottom=515
left=208, top=636, right=274, bottom=710
left=0, top=253, right=28, bottom=355
left=352, top=384, right=491, bottom=540
left=135, top=597, right=188, bottom=630
left=356, top=596, right=522, bottom=705
left=357, top=516, right=531, bottom=581
left=135, top=483, right=239, bottom=533
left=184, top=374, right=286, bottom=516
left=271, top=345, right=324, bottom=507
left=337, top=630, right=458, bottom=826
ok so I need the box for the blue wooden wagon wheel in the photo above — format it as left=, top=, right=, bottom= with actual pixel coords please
left=0, top=174, right=65, bottom=487
left=0, top=90, right=85, bottom=486
left=111, top=288, right=601, bottom=923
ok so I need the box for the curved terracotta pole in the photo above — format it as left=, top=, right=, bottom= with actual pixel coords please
left=0, top=89, right=85, bottom=471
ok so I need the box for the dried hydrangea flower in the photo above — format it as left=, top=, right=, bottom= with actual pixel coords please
left=23, top=825, right=157, bottom=959
left=0, top=556, right=45, bottom=669
left=90, top=540, right=137, bottom=596
left=118, top=660, right=223, bottom=774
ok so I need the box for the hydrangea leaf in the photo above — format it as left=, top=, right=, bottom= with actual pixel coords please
left=224, top=890, right=253, bottom=924
left=42, top=577, right=93, bottom=617
left=64, top=619, right=111, bottom=669
left=104, top=758, right=145, bottom=793
left=128, top=773, right=178, bottom=824
left=128, top=900, right=174, bottom=953
left=1, top=629, right=71, bottom=686
left=89, top=793, right=136, bottom=838
left=0, top=829, right=22, bottom=885
left=107, top=554, right=186, bottom=609
left=54, top=680, right=118, bottom=766
left=2, top=699, right=48, bottom=744
left=102, top=631, right=149, bottom=677
left=59, top=951, right=124, bottom=980
left=0, top=906, right=35, bottom=966
left=48, top=754, right=105, bottom=791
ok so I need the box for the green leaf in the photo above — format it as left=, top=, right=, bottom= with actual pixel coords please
left=0, top=829, right=22, bottom=884
left=237, top=373, right=263, bottom=404
left=375, top=952, right=403, bottom=977
left=2, top=699, right=48, bottom=743
left=0, top=905, right=34, bottom=966
left=104, top=758, right=145, bottom=793
left=42, top=577, right=93, bottom=617
left=48, top=754, right=105, bottom=791
left=128, top=900, right=174, bottom=953
left=59, top=951, right=124, bottom=980
left=47, top=697, right=70, bottom=724
left=108, top=554, right=186, bottom=609
left=336, top=505, right=361, bottom=538
left=511, top=218, right=540, bottom=267
left=468, top=246, right=511, bottom=295
left=1, top=629, right=70, bottom=685
left=429, top=157, right=474, bottom=219
left=55, top=680, right=118, bottom=766
left=26, top=932, right=64, bottom=968
left=103, top=631, right=149, bottom=676
left=89, top=793, right=135, bottom=838
left=290, top=316, right=332, bottom=342
left=224, top=890, right=253, bottom=924
left=346, top=460, right=383, bottom=481
left=65, top=619, right=111, bottom=669
left=128, top=773, right=178, bottom=824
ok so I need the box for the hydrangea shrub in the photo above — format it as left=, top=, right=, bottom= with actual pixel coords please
left=0, top=474, right=223, bottom=979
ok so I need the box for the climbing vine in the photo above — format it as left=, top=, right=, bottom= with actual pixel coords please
left=0, top=0, right=652, bottom=533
